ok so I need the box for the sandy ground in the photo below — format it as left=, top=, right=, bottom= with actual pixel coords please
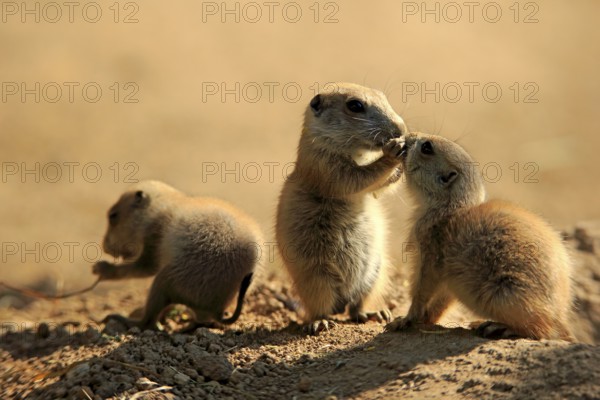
left=1, top=0, right=600, bottom=399
left=1, top=231, right=599, bottom=399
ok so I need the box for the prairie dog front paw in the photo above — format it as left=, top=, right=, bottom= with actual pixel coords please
left=382, top=138, right=405, bottom=161
left=93, top=260, right=118, bottom=280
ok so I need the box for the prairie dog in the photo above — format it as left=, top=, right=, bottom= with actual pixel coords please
left=276, top=82, right=407, bottom=334
left=385, top=133, right=574, bottom=340
left=93, top=180, right=263, bottom=330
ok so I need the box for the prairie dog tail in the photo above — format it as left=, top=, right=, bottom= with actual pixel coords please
left=219, top=273, right=254, bottom=324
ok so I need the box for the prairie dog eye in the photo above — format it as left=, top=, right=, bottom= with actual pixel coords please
left=346, top=99, right=365, bottom=113
left=421, top=141, right=434, bottom=155
left=109, top=210, right=119, bottom=225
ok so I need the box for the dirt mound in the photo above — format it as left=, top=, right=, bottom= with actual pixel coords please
left=1, top=229, right=599, bottom=399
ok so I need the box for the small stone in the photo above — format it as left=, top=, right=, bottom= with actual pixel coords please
left=162, top=367, right=177, bottom=381
left=66, top=362, right=90, bottom=381
left=204, top=381, right=221, bottom=394
left=195, top=328, right=220, bottom=342
left=172, top=334, right=187, bottom=346
left=228, top=370, right=248, bottom=385
left=196, top=356, right=233, bottom=381
left=142, top=348, right=160, bottom=363
left=113, top=374, right=134, bottom=384
left=128, top=326, right=141, bottom=335
left=182, top=367, right=200, bottom=380
left=208, top=343, right=222, bottom=354
left=68, top=385, right=82, bottom=398
left=167, top=347, right=183, bottom=359
left=96, top=382, right=119, bottom=398
left=298, top=376, right=312, bottom=393
left=140, top=328, right=154, bottom=338
left=252, top=362, right=267, bottom=377
left=173, top=373, right=191, bottom=385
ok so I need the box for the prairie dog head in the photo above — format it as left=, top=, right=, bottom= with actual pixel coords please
left=401, top=133, right=485, bottom=209
left=303, top=83, right=406, bottom=152
left=102, top=180, right=180, bottom=259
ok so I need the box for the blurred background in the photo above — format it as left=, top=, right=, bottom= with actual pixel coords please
left=0, top=0, right=598, bottom=290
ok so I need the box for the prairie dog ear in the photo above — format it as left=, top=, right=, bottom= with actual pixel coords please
left=309, top=94, right=323, bottom=116
left=438, top=171, right=458, bottom=186
left=132, top=190, right=150, bottom=208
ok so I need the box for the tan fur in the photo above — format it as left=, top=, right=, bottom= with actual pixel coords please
left=94, top=180, right=263, bottom=330
left=275, top=83, right=407, bottom=332
left=386, top=133, right=574, bottom=341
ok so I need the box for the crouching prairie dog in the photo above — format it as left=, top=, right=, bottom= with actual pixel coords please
left=385, top=133, right=574, bottom=341
left=276, top=82, right=407, bottom=334
left=93, top=180, right=263, bottom=331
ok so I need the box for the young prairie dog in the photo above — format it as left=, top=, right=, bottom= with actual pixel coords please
left=385, top=133, right=574, bottom=340
left=93, top=180, right=263, bottom=331
left=276, top=82, right=407, bottom=334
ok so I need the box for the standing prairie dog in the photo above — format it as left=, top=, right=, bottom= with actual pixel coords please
left=276, top=82, right=407, bottom=334
left=93, top=180, right=263, bottom=331
left=385, top=133, right=574, bottom=340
